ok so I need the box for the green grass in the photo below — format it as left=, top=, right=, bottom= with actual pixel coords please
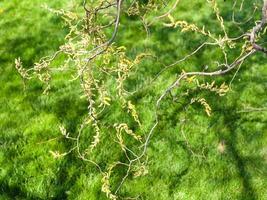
left=0, top=0, right=266, bottom=199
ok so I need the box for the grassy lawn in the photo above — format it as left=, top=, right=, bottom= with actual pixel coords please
left=0, top=0, right=266, bottom=199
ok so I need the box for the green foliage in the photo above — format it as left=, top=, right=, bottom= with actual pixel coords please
left=0, top=0, right=266, bottom=200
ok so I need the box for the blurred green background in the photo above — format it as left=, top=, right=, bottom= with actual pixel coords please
left=0, top=0, right=266, bottom=199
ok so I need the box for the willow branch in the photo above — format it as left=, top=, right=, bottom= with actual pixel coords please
left=250, top=0, right=267, bottom=54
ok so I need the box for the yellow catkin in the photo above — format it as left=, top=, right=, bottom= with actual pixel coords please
left=191, top=97, right=212, bottom=117
left=101, top=164, right=118, bottom=200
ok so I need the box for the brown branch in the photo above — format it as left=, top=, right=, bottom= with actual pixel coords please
left=250, top=0, right=267, bottom=54
left=85, top=0, right=123, bottom=62
left=157, top=50, right=256, bottom=106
